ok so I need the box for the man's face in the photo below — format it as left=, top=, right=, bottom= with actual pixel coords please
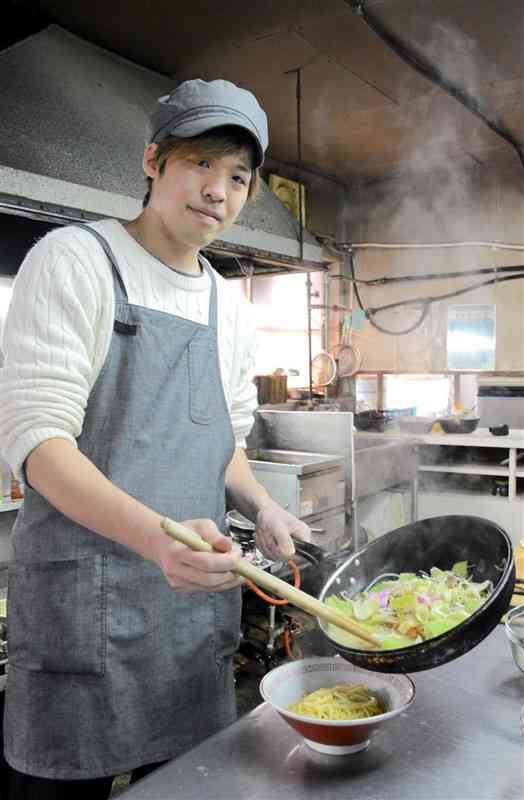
left=144, top=145, right=251, bottom=249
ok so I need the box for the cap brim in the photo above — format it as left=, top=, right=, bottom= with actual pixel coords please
left=168, top=114, right=264, bottom=168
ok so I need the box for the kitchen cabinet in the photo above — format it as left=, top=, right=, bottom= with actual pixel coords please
left=247, top=450, right=345, bottom=519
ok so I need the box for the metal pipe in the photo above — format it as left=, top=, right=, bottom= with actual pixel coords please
left=306, top=272, right=313, bottom=400
left=310, top=303, right=349, bottom=312
left=295, top=67, right=304, bottom=264
left=322, top=272, right=331, bottom=352
left=290, top=66, right=314, bottom=399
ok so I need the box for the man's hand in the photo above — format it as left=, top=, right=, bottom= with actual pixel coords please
left=255, top=501, right=310, bottom=561
left=148, top=518, right=243, bottom=592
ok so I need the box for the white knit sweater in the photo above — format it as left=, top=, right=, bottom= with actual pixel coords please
left=0, top=219, right=258, bottom=477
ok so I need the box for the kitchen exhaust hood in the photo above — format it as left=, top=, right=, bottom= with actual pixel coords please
left=0, top=25, right=327, bottom=275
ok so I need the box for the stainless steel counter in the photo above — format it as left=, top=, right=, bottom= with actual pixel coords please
left=119, top=627, right=524, bottom=800
left=246, top=449, right=343, bottom=476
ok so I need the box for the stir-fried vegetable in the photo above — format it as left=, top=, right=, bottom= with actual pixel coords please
left=326, top=562, right=492, bottom=650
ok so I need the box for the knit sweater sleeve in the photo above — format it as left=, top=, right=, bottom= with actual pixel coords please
left=229, top=294, right=259, bottom=448
left=0, top=229, right=114, bottom=477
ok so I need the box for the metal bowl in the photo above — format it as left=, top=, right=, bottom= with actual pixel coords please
left=505, top=605, right=524, bottom=673
left=318, top=515, right=514, bottom=673
left=438, top=417, right=480, bottom=434
left=354, top=410, right=394, bottom=432
left=397, top=416, right=434, bottom=434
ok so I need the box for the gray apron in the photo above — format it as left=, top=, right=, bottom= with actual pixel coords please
left=4, top=225, right=241, bottom=780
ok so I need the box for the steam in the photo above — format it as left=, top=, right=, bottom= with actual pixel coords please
left=344, top=18, right=492, bottom=241
left=335, top=18, right=514, bottom=348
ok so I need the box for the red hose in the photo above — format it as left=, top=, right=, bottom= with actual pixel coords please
left=245, top=559, right=300, bottom=605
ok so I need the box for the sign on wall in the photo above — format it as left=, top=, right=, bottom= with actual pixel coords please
left=447, top=304, right=496, bottom=370
left=268, top=174, right=306, bottom=225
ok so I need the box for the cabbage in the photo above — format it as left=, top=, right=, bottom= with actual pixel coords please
left=326, top=561, right=492, bottom=651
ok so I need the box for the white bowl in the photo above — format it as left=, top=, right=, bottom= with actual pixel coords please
left=260, top=656, right=415, bottom=755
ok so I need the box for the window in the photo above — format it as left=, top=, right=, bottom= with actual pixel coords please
left=447, top=304, right=496, bottom=370
left=356, top=373, right=453, bottom=417
left=384, top=375, right=451, bottom=417
left=251, top=272, right=323, bottom=389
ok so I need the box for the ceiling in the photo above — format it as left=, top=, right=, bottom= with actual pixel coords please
left=4, top=0, right=524, bottom=186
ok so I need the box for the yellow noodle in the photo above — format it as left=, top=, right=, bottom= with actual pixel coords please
left=288, top=683, right=384, bottom=720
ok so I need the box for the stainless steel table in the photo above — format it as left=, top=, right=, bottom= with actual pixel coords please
left=120, top=627, right=524, bottom=800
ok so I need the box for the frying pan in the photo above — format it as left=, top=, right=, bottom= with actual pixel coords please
left=318, top=515, right=515, bottom=673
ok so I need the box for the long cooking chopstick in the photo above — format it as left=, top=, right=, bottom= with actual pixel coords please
left=160, top=517, right=380, bottom=648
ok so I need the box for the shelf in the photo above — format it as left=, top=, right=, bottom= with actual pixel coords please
left=418, top=473, right=503, bottom=497
left=0, top=500, right=22, bottom=513
left=419, top=488, right=511, bottom=500
left=419, top=464, right=509, bottom=476
left=360, top=429, right=524, bottom=448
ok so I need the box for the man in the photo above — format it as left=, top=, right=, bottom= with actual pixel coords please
left=1, top=78, right=309, bottom=799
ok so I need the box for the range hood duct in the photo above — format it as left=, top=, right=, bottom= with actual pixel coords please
left=0, top=26, right=327, bottom=273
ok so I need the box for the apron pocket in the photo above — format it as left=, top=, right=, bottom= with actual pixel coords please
left=7, top=555, right=106, bottom=676
left=188, top=340, right=216, bottom=424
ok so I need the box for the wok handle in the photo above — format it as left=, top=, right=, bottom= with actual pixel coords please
left=160, top=516, right=380, bottom=647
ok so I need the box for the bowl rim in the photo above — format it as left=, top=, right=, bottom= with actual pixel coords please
left=259, top=656, right=416, bottom=727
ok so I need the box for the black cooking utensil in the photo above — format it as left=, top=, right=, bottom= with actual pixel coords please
left=318, top=515, right=514, bottom=673
left=490, top=424, right=509, bottom=436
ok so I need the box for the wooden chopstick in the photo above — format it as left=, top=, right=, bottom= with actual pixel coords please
left=160, top=517, right=380, bottom=648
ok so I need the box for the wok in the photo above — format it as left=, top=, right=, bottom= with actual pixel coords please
left=318, top=515, right=515, bottom=673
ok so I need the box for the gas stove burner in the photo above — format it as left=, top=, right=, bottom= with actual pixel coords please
left=225, top=509, right=275, bottom=570
left=226, top=509, right=255, bottom=532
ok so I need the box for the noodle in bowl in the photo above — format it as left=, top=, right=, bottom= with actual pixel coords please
left=259, top=656, right=415, bottom=755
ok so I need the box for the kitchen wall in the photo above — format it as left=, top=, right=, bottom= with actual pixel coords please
left=335, top=161, right=524, bottom=374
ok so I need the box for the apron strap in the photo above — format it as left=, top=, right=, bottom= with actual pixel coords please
left=72, top=224, right=219, bottom=330
left=200, top=259, right=218, bottom=330
left=69, top=223, right=129, bottom=302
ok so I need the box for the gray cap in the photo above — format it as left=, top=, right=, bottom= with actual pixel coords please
left=150, top=79, right=268, bottom=167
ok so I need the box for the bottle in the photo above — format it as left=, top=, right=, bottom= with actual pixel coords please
left=11, top=474, right=23, bottom=501
left=513, top=538, right=524, bottom=606
left=0, top=459, right=11, bottom=502
left=516, top=538, right=524, bottom=582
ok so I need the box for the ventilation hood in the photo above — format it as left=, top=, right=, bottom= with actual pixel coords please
left=0, top=25, right=327, bottom=275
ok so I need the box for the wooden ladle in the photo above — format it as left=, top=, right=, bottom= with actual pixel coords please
left=161, top=517, right=380, bottom=648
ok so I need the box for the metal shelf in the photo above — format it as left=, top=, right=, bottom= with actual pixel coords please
left=419, top=464, right=509, bottom=476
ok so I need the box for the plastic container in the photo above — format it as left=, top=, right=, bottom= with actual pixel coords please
left=505, top=605, right=524, bottom=673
